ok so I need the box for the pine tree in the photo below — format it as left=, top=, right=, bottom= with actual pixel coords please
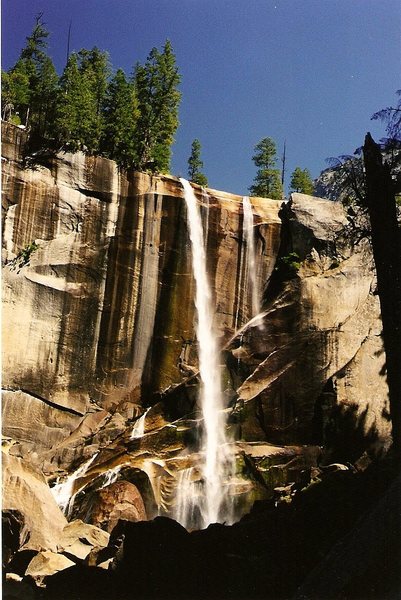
left=54, top=54, right=84, bottom=151
left=2, top=14, right=58, bottom=135
left=78, top=48, right=109, bottom=120
left=187, top=139, right=208, bottom=186
left=290, top=167, right=314, bottom=195
left=33, top=56, right=59, bottom=139
left=101, top=69, right=139, bottom=169
left=249, top=137, right=283, bottom=199
left=1, top=64, right=30, bottom=123
left=55, top=48, right=109, bottom=153
left=19, top=12, right=50, bottom=127
left=371, top=89, right=401, bottom=143
left=133, top=40, right=181, bottom=172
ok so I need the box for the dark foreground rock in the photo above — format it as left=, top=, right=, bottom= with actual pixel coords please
left=2, top=510, right=26, bottom=569
left=29, top=456, right=400, bottom=600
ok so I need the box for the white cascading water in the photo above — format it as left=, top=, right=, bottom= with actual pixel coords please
left=100, top=465, right=122, bottom=489
left=175, top=467, right=200, bottom=529
left=51, top=452, right=98, bottom=516
left=130, top=407, right=150, bottom=440
left=242, top=196, right=262, bottom=321
left=179, top=178, right=233, bottom=528
left=202, top=188, right=210, bottom=250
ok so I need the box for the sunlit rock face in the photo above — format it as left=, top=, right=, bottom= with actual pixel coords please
left=1, top=122, right=391, bottom=549
left=229, top=194, right=390, bottom=458
left=2, top=123, right=281, bottom=424
left=2, top=453, right=68, bottom=552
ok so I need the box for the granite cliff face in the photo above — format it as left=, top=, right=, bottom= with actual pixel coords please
left=1, top=122, right=391, bottom=568
left=2, top=123, right=280, bottom=415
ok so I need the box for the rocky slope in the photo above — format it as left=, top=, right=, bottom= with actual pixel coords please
left=1, top=121, right=392, bottom=582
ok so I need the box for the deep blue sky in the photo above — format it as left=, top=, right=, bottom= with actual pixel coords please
left=2, top=0, right=400, bottom=195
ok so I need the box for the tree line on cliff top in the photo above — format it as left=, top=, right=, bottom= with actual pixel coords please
left=2, top=15, right=180, bottom=173
left=3, top=15, right=316, bottom=196
left=188, top=134, right=314, bottom=198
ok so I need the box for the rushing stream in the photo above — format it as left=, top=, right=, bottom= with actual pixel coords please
left=179, top=179, right=234, bottom=529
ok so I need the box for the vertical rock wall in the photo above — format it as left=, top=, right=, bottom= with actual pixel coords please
left=2, top=122, right=281, bottom=418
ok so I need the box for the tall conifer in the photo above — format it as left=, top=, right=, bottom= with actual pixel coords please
left=2, top=14, right=58, bottom=136
left=188, top=139, right=208, bottom=186
left=55, top=48, right=109, bottom=153
left=101, top=69, right=139, bottom=168
left=133, top=40, right=181, bottom=172
left=249, top=137, right=283, bottom=199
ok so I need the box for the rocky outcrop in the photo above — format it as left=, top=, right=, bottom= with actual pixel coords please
left=81, top=481, right=147, bottom=533
left=25, top=551, right=75, bottom=581
left=58, top=519, right=109, bottom=560
left=1, top=121, right=391, bottom=554
left=227, top=194, right=390, bottom=456
left=2, top=453, right=67, bottom=552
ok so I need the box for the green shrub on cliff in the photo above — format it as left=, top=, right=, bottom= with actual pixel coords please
left=8, top=241, right=40, bottom=270
left=290, top=166, right=314, bottom=195
left=275, top=252, right=301, bottom=279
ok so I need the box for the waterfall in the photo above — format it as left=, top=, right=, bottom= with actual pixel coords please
left=174, top=467, right=201, bottom=530
left=100, top=465, right=122, bottom=489
left=130, top=407, right=150, bottom=440
left=179, top=178, right=233, bottom=529
left=202, top=188, right=210, bottom=250
left=51, top=452, right=98, bottom=516
left=243, top=196, right=262, bottom=321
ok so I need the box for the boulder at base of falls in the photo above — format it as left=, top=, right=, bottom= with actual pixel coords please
left=42, top=565, right=118, bottom=600
left=80, top=480, right=147, bottom=533
left=58, top=519, right=110, bottom=560
left=25, top=551, right=75, bottom=581
left=3, top=574, right=37, bottom=600
left=2, top=453, right=67, bottom=553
